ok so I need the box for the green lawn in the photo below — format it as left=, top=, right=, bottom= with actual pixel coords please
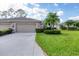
left=36, top=30, right=79, bottom=56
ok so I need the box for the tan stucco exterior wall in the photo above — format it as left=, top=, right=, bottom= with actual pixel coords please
left=0, top=19, right=42, bottom=32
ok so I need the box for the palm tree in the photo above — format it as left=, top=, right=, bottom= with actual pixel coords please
left=44, top=12, right=60, bottom=30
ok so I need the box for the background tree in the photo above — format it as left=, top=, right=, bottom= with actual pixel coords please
left=75, top=21, right=79, bottom=29
left=8, top=8, right=15, bottom=18
left=15, top=9, right=27, bottom=17
left=0, top=8, right=27, bottom=18
left=44, top=12, right=60, bottom=29
left=0, top=11, right=2, bottom=18
left=65, top=20, right=75, bottom=30
left=1, top=11, right=8, bottom=18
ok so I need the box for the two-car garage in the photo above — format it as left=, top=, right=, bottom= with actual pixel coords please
left=0, top=17, right=41, bottom=33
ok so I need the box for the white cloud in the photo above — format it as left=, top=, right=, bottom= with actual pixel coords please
left=63, top=3, right=67, bottom=5
left=68, top=16, right=79, bottom=20
left=27, top=7, right=48, bottom=20
left=0, top=0, right=26, bottom=11
left=32, top=7, right=48, bottom=14
left=54, top=3, right=58, bottom=6
left=30, top=3, right=40, bottom=7
left=0, top=0, right=40, bottom=11
left=0, top=0, right=49, bottom=20
left=14, top=5, right=48, bottom=20
left=60, top=18, right=63, bottom=23
left=57, top=10, right=64, bottom=16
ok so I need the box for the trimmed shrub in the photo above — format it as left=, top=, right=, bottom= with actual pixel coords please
left=5, top=28, right=13, bottom=34
left=0, top=28, right=13, bottom=36
left=36, top=28, right=44, bottom=33
left=44, top=27, right=51, bottom=30
left=0, top=31, right=3, bottom=36
left=44, top=30, right=61, bottom=34
left=44, top=27, right=57, bottom=30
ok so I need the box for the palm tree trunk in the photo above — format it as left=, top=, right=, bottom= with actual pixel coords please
left=52, top=24, right=54, bottom=30
left=67, top=25, right=69, bottom=30
left=50, top=24, right=52, bottom=30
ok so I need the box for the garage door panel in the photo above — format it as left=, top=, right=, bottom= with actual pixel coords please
left=17, top=24, right=36, bottom=32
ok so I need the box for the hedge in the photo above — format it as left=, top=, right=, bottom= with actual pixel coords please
left=36, top=28, right=44, bottom=33
left=44, top=30, right=61, bottom=34
left=44, top=27, right=57, bottom=30
left=0, top=28, right=13, bottom=36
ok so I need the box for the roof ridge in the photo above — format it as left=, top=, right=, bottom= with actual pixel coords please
left=0, top=17, right=37, bottom=20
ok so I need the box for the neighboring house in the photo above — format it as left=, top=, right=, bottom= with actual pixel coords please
left=46, top=23, right=60, bottom=30
left=0, top=17, right=42, bottom=32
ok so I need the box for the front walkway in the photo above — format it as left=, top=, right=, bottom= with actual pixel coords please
left=0, top=33, right=44, bottom=56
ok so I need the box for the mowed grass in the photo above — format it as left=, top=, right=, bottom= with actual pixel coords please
left=36, top=30, right=79, bottom=56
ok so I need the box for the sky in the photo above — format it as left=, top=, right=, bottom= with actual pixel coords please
left=0, top=0, right=79, bottom=23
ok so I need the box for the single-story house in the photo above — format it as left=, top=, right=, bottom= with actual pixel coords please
left=0, top=17, right=42, bottom=32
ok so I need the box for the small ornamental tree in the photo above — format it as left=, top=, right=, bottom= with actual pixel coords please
left=44, top=12, right=60, bottom=30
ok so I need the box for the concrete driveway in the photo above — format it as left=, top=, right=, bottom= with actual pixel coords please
left=0, top=33, right=44, bottom=56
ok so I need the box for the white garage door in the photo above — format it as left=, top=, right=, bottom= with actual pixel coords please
left=17, top=24, right=36, bottom=32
